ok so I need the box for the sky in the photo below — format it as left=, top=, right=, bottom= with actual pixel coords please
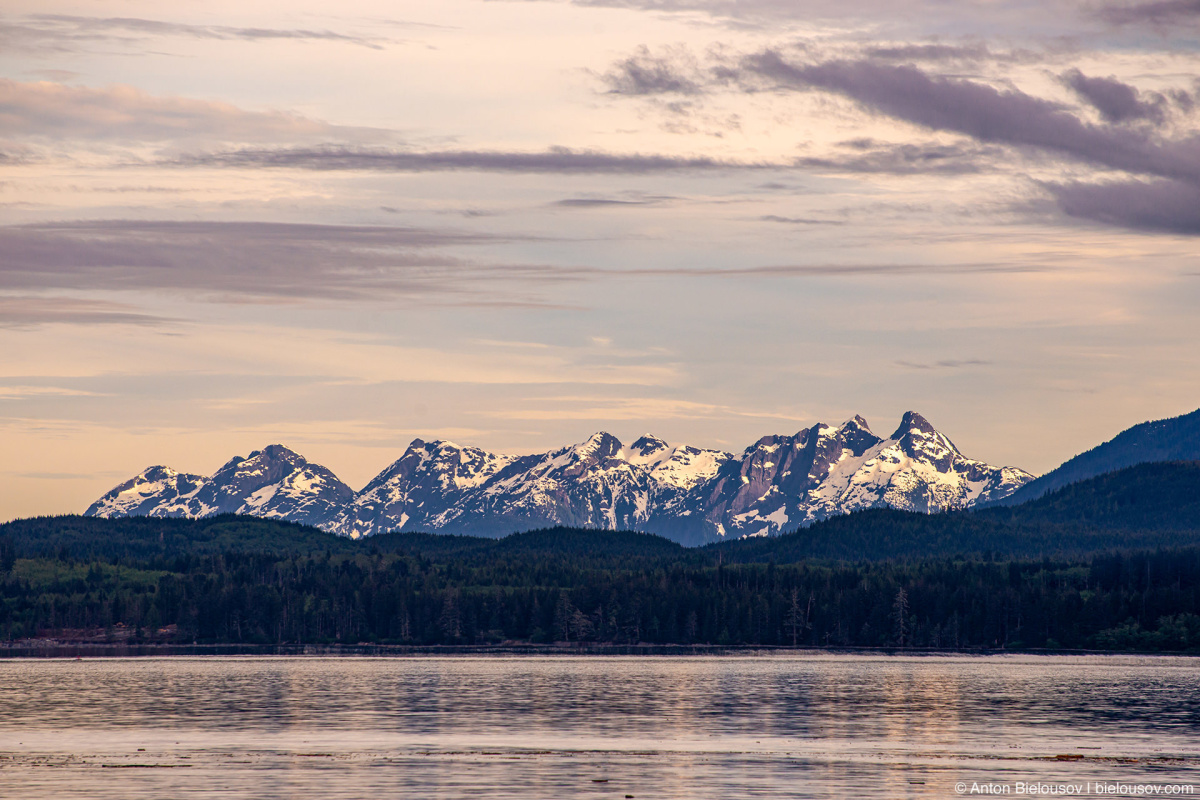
left=2, top=0, right=1199, bottom=520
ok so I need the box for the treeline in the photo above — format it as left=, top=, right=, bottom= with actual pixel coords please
left=1, top=523, right=1198, bottom=651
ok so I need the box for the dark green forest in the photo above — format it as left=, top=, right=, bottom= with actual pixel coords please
left=2, top=461, right=1199, bottom=652
left=2, top=514, right=1199, bottom=652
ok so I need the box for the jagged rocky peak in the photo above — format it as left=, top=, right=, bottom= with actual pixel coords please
left=210, top=444, right=306, bottom=491
left=360, top=438, right=434, bottom=489
left=888, top=410, right=964, bottom=470
left=327, top=437, right=515, bottom=539
left=628, top=433, right=670, bottom=459
left=892, top=410, right=936, bottom=437
left=825, top=414, right=882, bottom=447
left=542, top=432, right=625, bottom=479
left=575, top=431, right=623, bottom=460
left=836, top=414, right=879, bottom=445
left=846, top=414, right=871, bottom=430
left=891, top=410, right=959, bottom=452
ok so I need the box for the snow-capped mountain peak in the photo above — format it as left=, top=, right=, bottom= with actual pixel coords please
left=85, top=465, right=208, bottom=519
left=191, top=444, right=353, bottom=528
left=626, top=433, right=671, bottom=463
left=87, top=413, right=1035, bottom=544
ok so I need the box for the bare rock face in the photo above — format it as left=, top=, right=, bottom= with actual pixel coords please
left=86, top=413, right=1034, bottom=544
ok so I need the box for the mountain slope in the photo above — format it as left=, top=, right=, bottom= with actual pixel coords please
left=978, top=460, right=1200, bottom=531
left=995, top=407, right=1200, bottom=506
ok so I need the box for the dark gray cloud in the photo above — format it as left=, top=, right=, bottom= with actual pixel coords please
left=0, top=221, right=569, bottom=304
left=604, top=45, right=1200, bottom=233
left=0, top=296, right=170, bottom=328
left=3, top=14, right=385, bottom=52
left=1167, top=87, right=1196, bottom=113
left=1096, top=0, right=1200, bottom=25
left=712, top=52, right=1200, bottom=183
left=606, top=48, right=1200, bottom=181
left=742, top=55, right=1200, bottom=229
left=172, top=140, right=990, bottom=178
left=798, top=140, right=1002, bottom=175
left=1045, top=179, right=1200, bottom=234
left=602, top=45, right=704, bottom=95
left=741, top=55, right=1087, bottom=150
left=1062, top=68, right=1165, bottom=124
left=169, top=145, right=749, bottom=173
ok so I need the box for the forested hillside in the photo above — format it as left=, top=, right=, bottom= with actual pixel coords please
left=2, top=515, right=1198, bottom=652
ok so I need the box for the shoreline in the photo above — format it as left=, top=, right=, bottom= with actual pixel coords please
left=2, top=642, right=1195, bottom=658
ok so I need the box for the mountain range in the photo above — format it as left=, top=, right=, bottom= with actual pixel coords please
left=86, top=411, right=1033, bottom=545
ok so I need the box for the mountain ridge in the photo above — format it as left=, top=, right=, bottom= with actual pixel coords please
left=86, top=411, right=1032, bottom=544
left=992, top=407, right=1200, bottom=506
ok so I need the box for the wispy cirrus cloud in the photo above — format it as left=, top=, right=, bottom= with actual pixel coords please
left=0, top=384, right=108, bottom=400
left=552, top=194, right=676, bottom=207
left=1, top=14, right=387, bottom=54
left=624, top=261, right=1051, bottom=277
left=1095, top=0, right=1200, bottom=26
left=0, top=296, right=171, bottom=328
left=896, top=358, right=992, bottom=370
left=568, top=0, right=1066, bottom=28
left=0, top=79, right=370, bottom=143
left=480, top=395, right=807, bottom=422
left=861, top=43, right=995, bottom=62
left=167, top=145, right=751, bottom=173
left=758, top=215, right=845, bottom=225
left=0, top=220, right=569, bottom=306
left=0, top=219, right=1052, bottom=319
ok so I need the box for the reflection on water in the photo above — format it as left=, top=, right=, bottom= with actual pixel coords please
left=1, top=654, right=1198, bottom=798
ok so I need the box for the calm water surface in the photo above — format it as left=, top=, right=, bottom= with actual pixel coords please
left=1, top=654, right=1198, bottom=798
